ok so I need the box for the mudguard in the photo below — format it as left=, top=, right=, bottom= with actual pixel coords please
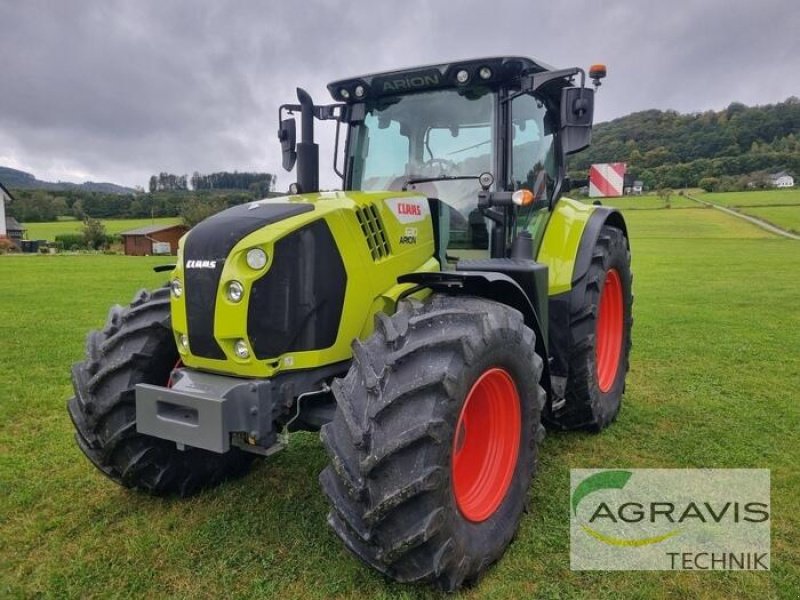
left=537, top=197, right=627, bottom=296
left=398, top=270, right=551, bottom=395
left=571, top=207, right=628, bottom=285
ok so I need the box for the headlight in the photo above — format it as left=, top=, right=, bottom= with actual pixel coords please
left=246, top=248, right=268, bottom=270
left=234, top=339, right=250, bottom=359
left=178, top=334, right=189, bottom=353
left=226, top=280, right=244, bottom=303
left=170, top=278, right=183, bottom=298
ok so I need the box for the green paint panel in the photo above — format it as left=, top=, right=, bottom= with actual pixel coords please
left=170, top=191, right=438, bottom=378
left=537, top=197, right=596, bottom=295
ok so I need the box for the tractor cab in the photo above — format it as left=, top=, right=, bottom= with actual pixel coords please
left=279, top=56, right=605, bottom=261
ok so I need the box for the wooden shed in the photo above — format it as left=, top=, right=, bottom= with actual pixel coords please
left=120, top=224, right=188, bottom=256
left=5, top=217, right=26, bottom=247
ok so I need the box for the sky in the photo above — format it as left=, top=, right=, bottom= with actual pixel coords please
left=0, top=0, right=798, bottom=191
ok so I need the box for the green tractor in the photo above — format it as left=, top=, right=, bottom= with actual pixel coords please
left=68, top=56, right=632, bottom=590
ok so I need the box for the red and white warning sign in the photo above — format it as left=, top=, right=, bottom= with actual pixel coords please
left=385, top=197, right=430, bottom=224
left=589, top=163, right=626, bottom=198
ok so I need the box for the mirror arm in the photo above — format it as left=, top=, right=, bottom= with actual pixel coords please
left=279, top=103, right=301, bottom=121
left=332, top=119, right=344, bottom=180
left=314, top=103, right=347, bottom=121
left=501, top=67, right=585, bottom=104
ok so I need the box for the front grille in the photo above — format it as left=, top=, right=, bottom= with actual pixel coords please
left=355, top=205, right=390, bottom=260
left=247, top=220, right=347, bottom=359
left=183, top=202, right=314, bottom=360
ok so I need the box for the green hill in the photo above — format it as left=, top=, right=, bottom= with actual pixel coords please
left=569, top=97, right=800, bottom=190
left=0, top=166, right=136, bottom=194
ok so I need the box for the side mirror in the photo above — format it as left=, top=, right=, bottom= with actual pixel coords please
left=278, top=117, right=297, bottom=171
left=560, top=87, right=594, bottom=155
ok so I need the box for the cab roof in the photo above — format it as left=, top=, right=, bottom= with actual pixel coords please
left=327, top=56, right=557, bottom=103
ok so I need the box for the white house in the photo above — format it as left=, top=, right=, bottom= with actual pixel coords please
left=770, top=171, right=795, bottom=188
left=0, top=180, right=14, bottom=238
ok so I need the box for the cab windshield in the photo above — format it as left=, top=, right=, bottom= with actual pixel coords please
left=347, top=88, right=495, bottom=218
left=346, top=86, right=556, bottom=256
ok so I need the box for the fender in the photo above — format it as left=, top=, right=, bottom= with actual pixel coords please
left=537, top=198, right=627, bottom=296
left=571, top=207, right=628, bottom=285
left=398, top=271, right=551, bottom=396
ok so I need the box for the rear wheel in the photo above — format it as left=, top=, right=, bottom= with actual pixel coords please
left=319, top=295, right=545, bottom=590
left=68, top=287, right=255, bottom=496
left=546, top=225, right=633, bottom=431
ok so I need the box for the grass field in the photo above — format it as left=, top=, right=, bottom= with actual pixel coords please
left=698, top=189, right=800, bottom=207
left=1, top=206, right=798, bottom=598
left=735, top=206, right=800, bottom=234
left=579, top=193, right=697, bottom=210
left=691, top=190, right=800, bottom=234
left=23, top=217, right=181, bottom=240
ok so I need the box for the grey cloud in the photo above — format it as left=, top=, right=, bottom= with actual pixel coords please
left=0, top=0, right=797, bottom=190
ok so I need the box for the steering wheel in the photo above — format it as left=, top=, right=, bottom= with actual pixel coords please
left=418, top=157, right=459, bottom=177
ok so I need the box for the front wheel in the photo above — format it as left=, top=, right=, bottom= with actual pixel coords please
left=319, top=295, right=545, bottom=590
left=67, top=287, right=255, bottom=496
left=546, top=225, right=633, bottom=431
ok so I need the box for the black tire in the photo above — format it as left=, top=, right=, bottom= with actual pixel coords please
left=546, top=225, right=633, bottom=431
left=67, top=287, right=255, bottom=496
left=319, top=295, right=546, bottom=591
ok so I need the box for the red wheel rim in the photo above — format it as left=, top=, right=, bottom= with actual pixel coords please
left=451, top=368, right=521, bottom=522
left=596, top=268, right=623, bottom=393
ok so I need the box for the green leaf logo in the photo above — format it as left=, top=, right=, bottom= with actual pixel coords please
left=572, top=470, right=680, bottom=547
left=572, top=470, right=633, bottom=515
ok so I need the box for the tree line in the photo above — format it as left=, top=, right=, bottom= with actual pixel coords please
left=568, top=97, right=800, bottom=191
left=148, top=170, right=276, bottom=196
left=9, top=169, right=276, bottom=224
left=7, top=188, right=260, bottom=223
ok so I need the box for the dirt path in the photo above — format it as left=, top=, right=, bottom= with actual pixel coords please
left=686, top=195, right=800, bottom=240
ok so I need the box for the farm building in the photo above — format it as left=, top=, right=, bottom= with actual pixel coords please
left=120, top=223, right=188, bottom=256
left=589, top=162, right=627, bottom=198
left=5, top=217, right=26, bottom=247
left=0, top=180, right=15, bottom=239
left=770, top=171, right=794, bottom=188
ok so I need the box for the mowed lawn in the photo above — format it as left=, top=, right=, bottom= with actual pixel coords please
left=582, top=193, right=697, bottom=210
left=1, top=207, right=798, bottom=598
left=23, top=217, right=181, bottom=240
left=738, top=206, right=800, bottom=234
left=694, top=189, right=800, bottom=234
left=699, top=189, right=800, bottom=207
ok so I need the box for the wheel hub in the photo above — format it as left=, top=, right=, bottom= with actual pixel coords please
left=451, top=368, right=521, bottom=522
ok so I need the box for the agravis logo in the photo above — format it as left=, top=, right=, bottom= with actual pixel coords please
left=570, top=469, right=770, bottom=571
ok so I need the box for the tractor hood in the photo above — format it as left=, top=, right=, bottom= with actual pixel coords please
left=170, top=191, right=437, bottom=378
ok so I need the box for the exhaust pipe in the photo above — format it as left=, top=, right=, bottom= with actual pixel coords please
left=296, top=88, right=319, bottom=193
